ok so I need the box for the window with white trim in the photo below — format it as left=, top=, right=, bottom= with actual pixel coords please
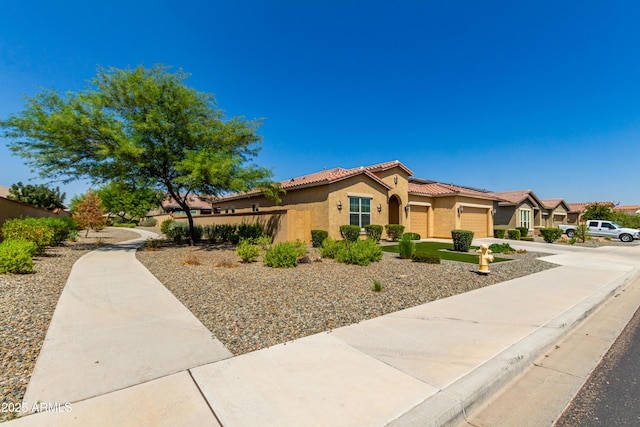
left=519, top=209, right=531, bottom=229
left=349, top=197, right=371, bottom=228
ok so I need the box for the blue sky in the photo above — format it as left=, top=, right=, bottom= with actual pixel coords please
left=1, top=1, right=639, bottom=205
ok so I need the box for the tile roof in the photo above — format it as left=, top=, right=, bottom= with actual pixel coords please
left=491, top=190, right=538, bottom=205
left=216, top=162, right=399, bottom=201
left=162, top=194, right=212, bottom=210
left=364, top=160, right=414, bottom=176
left=0, top=185, right=10, bottom=198
left=613, top=205, right=640, bottom=212
left=567, top=202, right=615, bottom=213
left=408, top=181, right=496, bottom=198
left=540, top=198, right=565, bottom=209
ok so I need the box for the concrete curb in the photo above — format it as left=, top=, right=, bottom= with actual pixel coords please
left=388, top=267, right=640, bottom=427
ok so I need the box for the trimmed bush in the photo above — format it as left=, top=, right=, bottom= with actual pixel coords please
left=507, top=229, right=521, bottom=240
left=364, top=224, right=383, bottom=243
left=493, top=228, right=506, bottom=239
left=489, top=243, right=515, bottom=253
left=412, top=252, right=441, bottom=264
left=311, top=230, right=329, bottom=248
left=539, top=227, right=564, bottom=243
left=520, top=236, right=534, bottom=241
left=339, top=225, right=361, bottom=242
left=1, top=218, right=55, bottom=255
left=334, top=239, right=383, bottom=266
left=404, top=232, right=421, bottom=240
left=451, top=229, right=474, bottom=252
left=236, top=240, right=261, bottom=263
left=516, top=227, right=529, bottom=238
left=385, top=224, right=405, bottom=241
left=398, top=234, right=415, bottom=259
left=160, top=218, right=174, bottom=235
left=264, top=241, right=302, bottom=268
left=139, top=217, right=158, bottom=227
left=0, top=240, right=37, bottom=274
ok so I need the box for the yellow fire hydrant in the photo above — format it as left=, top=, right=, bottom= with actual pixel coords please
left=477, top=244, right=494, bottom=274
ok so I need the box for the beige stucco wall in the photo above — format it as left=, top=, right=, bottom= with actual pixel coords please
left=174, top=210, right=293, bottom=243
left=0, top=198, right=71, bottom=235
left=327, top=177, right=389, bottom=239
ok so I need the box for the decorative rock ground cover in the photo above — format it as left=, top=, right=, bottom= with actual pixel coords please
left=136, top=243, right=558, bottom=356
left=0, top=228, right=139, bottom=422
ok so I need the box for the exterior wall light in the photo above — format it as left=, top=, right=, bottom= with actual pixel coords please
left=394, top=175, right=398, bottom=185
left=492, top=208, right=497, bottom=215
left=377, top=204, right=382, bottom=212
left=337, top=200, right=342, bottom=210
left=405, top=205, right=410, bottom=214
left=458, top=205, right=464, bottom=214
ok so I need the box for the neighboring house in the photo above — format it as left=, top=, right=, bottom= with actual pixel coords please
left=613, top=205, right=640, bottom=215
left=540, top=198, right=571, bottom=228
left=566, top=202, right=615, bottom=224
left=210, top=160, right=497, bottom=241
left=491, top=190, right=546, bottom=234
left=157, top=194, right=213, bottom=216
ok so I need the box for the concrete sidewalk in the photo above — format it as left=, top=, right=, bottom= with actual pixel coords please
left=8, top=237, right=640, bottom=426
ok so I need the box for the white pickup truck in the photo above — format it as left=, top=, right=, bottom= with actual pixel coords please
left=558, top=220, right=640, bottom=242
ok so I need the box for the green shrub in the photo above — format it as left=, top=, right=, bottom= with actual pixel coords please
left=520, top=236, right=534, bottom=241
left=339, top=225, right=361, bottom=242
left=398, top=234, right=415, bottom=259
left=516, top=227, right=529, bottom=238
left=385, top=224, right=405, bottom=241
left=1, top=218, right=55, bottom=255
left=40, top=217, right=78, bottom=245
left=539, top=227, right=563, bottom=243
left=236, top=240, right=261, bottom=263
left=373, top=278, right=383, bottom=292
left=334, top=239, right=383, bottom=266
left=489, top=243, right=515, bottom=253
left=451, top=229, right=474, bottom=252
left=412, top=252, right=441, bottom=264
left=507, top=229, right=521, bottom=240
left=113, top=222, right=137, bottom=228
left=404, top=232, right=421, bottom=240
left=311, top=230, right=329, bottom=248
left=264, top=241, right=301, bottom=268
left=160, top=218, right=174, bottom=235
left=238, top=223, right=264, bottom=241
left=363, top=225, right=383, bottom=243
left=493, top=228, right=506, bottom=238
left=139, top=217, right=158, bottom=227
left=166, top=223, right=188, bottom=243
left=0, top=240, right=37, bottom=274
left=143, top=238, right=162, bottom=251
left=253, top=235, right=273, bottom=250
left=319, top=238, right=342, bottom=258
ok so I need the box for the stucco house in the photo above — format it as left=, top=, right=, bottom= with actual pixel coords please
left=490, top=190, right=547, bottom=234
left=613, top=205, right=640, bottom=215
left=209, top=160, right=497, bottom=242
left=540, top=198, right=571, bottom=228
left=566, top=202, right=615, bottom=224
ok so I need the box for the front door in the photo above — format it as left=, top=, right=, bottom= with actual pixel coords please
left=388, top=195, right=400, bottom=224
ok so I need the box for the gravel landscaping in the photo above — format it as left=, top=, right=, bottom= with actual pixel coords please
left=136, top=242, right=558, bottom=356
left=5, top=226, right=625, bottom=422
left=0, top=228, right=139, bottom=422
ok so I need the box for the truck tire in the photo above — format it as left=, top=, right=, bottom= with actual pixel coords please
left=566, top=229, right=575, bottom=238
left=620, top=234, right=633, bottom=243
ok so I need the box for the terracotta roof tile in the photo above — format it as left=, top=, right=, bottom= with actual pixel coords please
left=491, top=190, right=535, bottom=205
left=540, top=198, right=565, bottom=209
left=162, top=194, right=212, bottom=210
left=567, top=201, right=615, bottom=213
left=0, top=185, right=10, bottom=198
left=409, top=182, right=495, bottom=198
left=364, top=160, right=414, bottom=176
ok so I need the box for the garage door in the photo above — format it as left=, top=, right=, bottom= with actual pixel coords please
left=460, top=207, right=489, bottom=237
left=409, top=205, right=428, bottom=238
